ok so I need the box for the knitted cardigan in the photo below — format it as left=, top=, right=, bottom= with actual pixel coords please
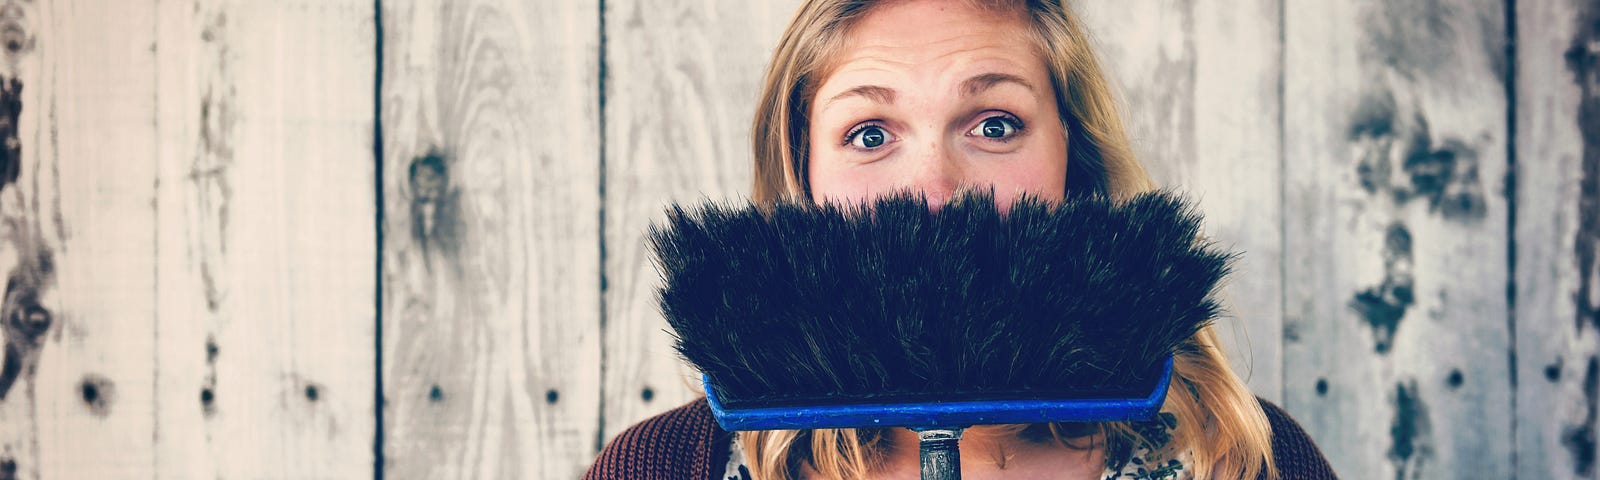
left=585, top=397, right=1337, bottom=479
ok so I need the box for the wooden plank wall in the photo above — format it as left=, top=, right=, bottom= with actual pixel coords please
left=0, top=1, right=1590, bottom=479
left=0, top=0, right=378, bottom=479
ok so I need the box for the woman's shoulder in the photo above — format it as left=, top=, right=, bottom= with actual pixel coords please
left=584, top=397, right=732, bottom=480
left=1256, top=397, right=1339, bottom=479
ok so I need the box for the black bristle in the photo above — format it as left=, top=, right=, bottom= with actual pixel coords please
left=650, top=190, right=1234, bottom=408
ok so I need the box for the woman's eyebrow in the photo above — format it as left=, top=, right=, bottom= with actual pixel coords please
left=961, top=72, right=1034, bottom=97
left=824, top=85, right=897, bottom=108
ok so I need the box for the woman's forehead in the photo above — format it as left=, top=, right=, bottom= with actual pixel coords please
left=815, top=0, right=1046, bottom=104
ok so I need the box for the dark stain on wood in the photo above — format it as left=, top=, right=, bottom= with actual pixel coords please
left=194, top=89, right=234, bottom=313
left=408, top=152, right=460, bottom=264
left=1567, top=0, right=1600, bottom=334
left=201, top=335, right=217, bottom=416
left=1446, top=369, right=1463, bottom=390
left=545, top=389, right=558, bottom=404
left=1397, top=124, right=1487, bottom=222
left=194, top=17, right=236, bottom=314
left=0, top=1, right=32, bottom=57
left=199, top=11, right=224, bottom=43
left=1315, top=378, right=1328, bottom=396
left=0, top=455, right=15, bottom=480
left=1563, top=356, right=1598, bottom=476
left=0, top=249, right=53, bottom=402
left=304, top=383, right=320, bottom=402
left=1350, top=222, right=1415, bottom=353
left=1547, top=360, right=1563, bottom=383
left=200, top=387, right=215, bottom=414
left=1349, top=92, right=1487, bottom=223
left=0, top=78, right=20, bottom=192
left=640, top=387, right=653, bottom=402
left=428, top=384, right=444, bottom=403
left=1351, top=90, right=1399, bottom=194
left=79, top=374, right=112, bottom=417
left=1388, top=380, right=1432, bottom=480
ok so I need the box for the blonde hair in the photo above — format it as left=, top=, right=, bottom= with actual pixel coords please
left=743, top=0, right=1275, bottom=478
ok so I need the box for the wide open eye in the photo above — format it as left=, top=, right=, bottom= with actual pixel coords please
left=846, top=124, right=893, bottom=149
left=968, top=115, right=1022, bottom=140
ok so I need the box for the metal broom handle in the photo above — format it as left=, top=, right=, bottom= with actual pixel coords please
left=916, top=428, right=964, bottom=480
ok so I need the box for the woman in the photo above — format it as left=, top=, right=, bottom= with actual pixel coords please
left=588, top=0, right=1335, bottom=478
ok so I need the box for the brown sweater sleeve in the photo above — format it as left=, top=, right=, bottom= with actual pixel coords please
left=584, top=397, right=730, bottom=480
left=1258, top=398, right=1339, bottom=479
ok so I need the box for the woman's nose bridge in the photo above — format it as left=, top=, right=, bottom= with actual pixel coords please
left=909, top=136, right=961, bottom=201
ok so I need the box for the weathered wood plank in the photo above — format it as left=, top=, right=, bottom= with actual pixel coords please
left=1075, top=0, right=1285, bottom=402
left=1283, top=1, right=1513, bottom=478
left=1514, top=0, right=1600, bottom=478
left=600, top=0, right=802, bottom=443
left=151, top=1, right=377, bottom=478
left=380, top=0, right=603, bottom=477
left=0, top=1, right=160, bottom=478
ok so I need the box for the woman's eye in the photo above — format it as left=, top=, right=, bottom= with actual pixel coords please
left=969, top=115, right=1021, bottom=140
left=847, top=125, right=891, bottom=149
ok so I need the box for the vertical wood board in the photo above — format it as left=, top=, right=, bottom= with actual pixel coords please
left=1075, top=0, right=1285, bottom=402
left=1515, top=0, right=1600, bottom=478
left=380, top=0, right=603, bottom=478
left=600, top=0, right=801, bottom=443
left=1283, top=1, right=1513, bottom=478
left=152, top=0, right=377, bottom=478
left=0, top=0, right=159, bottom=478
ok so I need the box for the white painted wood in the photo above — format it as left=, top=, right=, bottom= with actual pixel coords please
left=1075, top=0, right=1285, bottom=402
left=1514, top=1, right=1600, bottom=478
left=380, top=0, right=602, bottom=478
left=151, top=1, right=377, bottom=478
left=0, top=1, right=159, bottom=478
left=600, top=0, right=802, bottom=443
left=1283, top=1, right=1512, bottom=478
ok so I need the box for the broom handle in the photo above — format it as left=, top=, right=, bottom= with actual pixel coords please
left=916, top=428, right=964, bottom=480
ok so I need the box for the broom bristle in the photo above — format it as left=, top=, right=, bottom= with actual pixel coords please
left=649, top=190, right=1233, bottom=408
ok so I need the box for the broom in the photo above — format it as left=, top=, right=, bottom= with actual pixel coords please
left=649, top=190, right=1232, bottom=480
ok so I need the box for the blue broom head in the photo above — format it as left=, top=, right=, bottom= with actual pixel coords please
left=648, top=190, right=1233, bottom=432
